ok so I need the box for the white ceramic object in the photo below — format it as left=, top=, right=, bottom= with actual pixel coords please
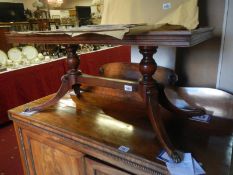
left=8, top=48, right=22, bottom=62
left=44, top=56, right=51, bottom=61
left=21, top=58, right=30, bottom=66
left=22, top=46, right=38, bottom=61
left=34, top=57, right=40, bottom=63
left=0, top=50, right=8, bottom=66
left=38, top=53, right=44, bottom=60
left=7, top=59, right=13, bottom=65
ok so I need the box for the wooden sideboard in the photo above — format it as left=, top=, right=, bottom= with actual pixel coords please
left=9, top=91, right=233, bottom=175
left=9, top=94, right=168, bottom=175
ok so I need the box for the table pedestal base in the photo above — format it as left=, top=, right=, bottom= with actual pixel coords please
left=25, top=45, right=206, bottom=163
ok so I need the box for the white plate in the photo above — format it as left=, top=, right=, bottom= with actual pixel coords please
left=22, top=46, right=38, bottom=60
left=0, top=50, right=8, bottom=66
left=8, top=48, right=22, bottom=62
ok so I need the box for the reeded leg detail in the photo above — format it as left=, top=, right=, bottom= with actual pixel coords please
left=146, top=88, right=183, bottom=163
left=25, top=74, right=71, bottom=112
left=138, top=46, right=183, bottom=163
left=25, top=45, right=81, bottom=112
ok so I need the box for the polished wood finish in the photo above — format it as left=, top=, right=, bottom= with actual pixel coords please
left=9, top=92, right=233, bottom=175
left=25, top=45, right=81, bottom=112
left=78, top=74, right=138, bottom=91
left=25, top=74, right=71, bottom=112
left=99, top=62, right=178, bottom=85
left=5, top=27, right=213, bottom=162
left=99, top=62, right=204, bottom=161
left=137, top=46, right=181, bottom=161
left=5, top=28, right=213, bottom=47
left=22, top=129, right=85, bottom=175
left=165, top=87, right=233, bottom=134
left=139, top=46, right=158, bottom=86
left=10, top=94, right=169, bottom=175
left=85, top=158, right=132, bottom=175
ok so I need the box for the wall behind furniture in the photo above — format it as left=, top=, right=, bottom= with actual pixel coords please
left=131, top=46, right=176, bottom=70
left=217, top=0, right=233, bottom=93
left=176, top=0, right=225, bottom=88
